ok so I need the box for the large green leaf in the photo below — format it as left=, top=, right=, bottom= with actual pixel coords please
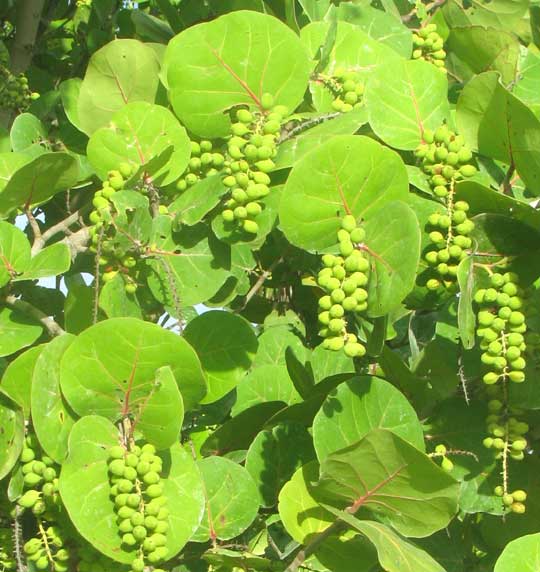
left=513, top=50, right=540, bottom=118
left=59, top=78, right=84, bottom=132
left=184, top=311, right=257, bottom=404
left=165, top=11, right=312, bottom=137
left=59, top=416, right=204, bottom=563
left=494, top=533, right=540, bottom=572
left=9, top=113, right=48, bottom=156
left=447, top=26, right=519, bottom=85
left=0, top=345, right=43, bottom=418
left=60, top=317, right=207, bottom=418
left=31, top=334, right=78, bottom=463
left=87, top=102, right=190, bottom=186
left=326, top=510, right=446, bottom=572
left=363, top=201, right=421, bottom=316
left=316, top=428, right=459, bottom=537
left=0, top=393, right=24, bottom=480
left=245, top=422, right=315, bottom=507
left=252, top=326, right=307, bottom=368
left=279, top=135, right=409, bottom=252
left=0, top=152, right=30, bottom=193
left=147, top=221, right=231, bottom=309
left=0, top=307, right=42, bottom=358
left=77, top=39, right=161, bottom=135
left=13, top=243, right=71, bottom=282
left=232, top=365, right=302, bottom=416
left=456, top=71, right=540, bottom=194
left=0, top=153, right=79, bottom=216
left=301, top=21, right=401, bottom=112
left=192, top=456, right=259, bottom=542
left=442, top=0, right=529, bottom=29
left=365, top=59, right=449, bottom=150
left=456, top=255, right=476, bottom=350
left=99, top=274, right=143, bottom=319
left=313, top=377, right=425, bottom=462
left=0, top=221, right=31, bottom=287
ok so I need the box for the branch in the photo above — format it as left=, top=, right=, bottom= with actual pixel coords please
left=284, top=521, right=343, bottom=572
left=238, top=256, right=284, bottom=311
left=31, top=209, right=85, bottom=255
left=61, top=227, right=90, bottom=259
left=9, top=0, right=46, bottom=73
left=25, top=208, right=42, bottom=248
left=5, top=295, right=65, bottom=337
left=500, top=163, right=515, bottom=196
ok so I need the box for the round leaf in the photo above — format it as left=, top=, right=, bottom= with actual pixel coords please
left=0, top=307, right=42, bottom=358
left=192, top=456, right=259, bottom=542
left=0, top=221, right=31, bottom=288
left=279, top=135, right=409, bottom=252
left=60, top=317, right=207, bottom=418
left=0, top=394, right=24, bottom=480
left=494, top=533, right=540, bottom=572
left=184, top=311, right=257, bottom=404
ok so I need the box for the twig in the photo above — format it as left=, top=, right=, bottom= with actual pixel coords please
left=5, top=295, right=65, bottom=337
left=12, top=505, right=27, bottom=572
left=284, top=522, right=343, bottom=572
left=278, top=113, right=341, bottom=144
left=25, top=208, right=41, bottom=246
left=238, top=256, right=284, bottom=311
left=31, top=209, right=84, bottom=255
left=500, top=163, right=515, bottom=196
left=92, top=227, right=104, bottom=325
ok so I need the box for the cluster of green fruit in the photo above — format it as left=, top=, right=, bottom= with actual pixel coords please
left=175, top=140, right=225, bottom=192
left=475, top=272, right=527, bottom=385
left=320, top=68, right=365, bottom=113
left=0, top=65, right=37, bottom=111
left=107, top=443, right=169, bottom=572
left=316, top=215, right=369, bottom=357
left=416, top=125, right=477, bottom=290
left=24, top=526, right=70, bottom=571
left=483, top=398, right=528, bottom=457
left=0, top=526, right=16, bottom=571
left=494, top=485, right=527, bottom=515
left=222, top=94, right=287, bottom=235
left=88, top=164, right=144, bottom=294
left=412, top=24, right=446, bottom=72
left=433, top=444, right=454, bottom=472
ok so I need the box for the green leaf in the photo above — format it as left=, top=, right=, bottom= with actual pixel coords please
left=274, top=109, right=367, bottom=170
left=447, top=26, right=520, bottom=85
left=0, top=345, right=43, bottom=418
left=316, top=428, right=459, bottom=537
left=513, top=50, right=540, bottom=118
left=201, top=401, right=285, bottom=456
left=309, top=344, right=355, bottom=382
left=59, top=416, right=204, bottom=562
left=494, top=533, right=540, bottom=572
left=245, top=422, right=316, bottom=507
left=60, top=317, right=207, bottom=417
left=313, top=377, right=425, bottom=463
left=0, top=152, right=31, bottom=193
left=0, top=307, right=42, bottom=358
left=169, top=174, right=227, bottom=226
left=99, top=274, right=143, bottom=319
left=9, top=113, right=48, bottom=156
left=337, top=4, right=412, bottom=57
left=192, top=456, right=259, bottom=541
left=456, top=255, right=476, bottom=349
left=232, top=365, right=302, bottom=416
left=165, top=11, right=312, bottom=137
left=285, top=346, right=314, bottom=400
left=442, top=0, right=529, bottom=29
left=184, top=310, right=257, bottom=404
left=456, top=71, right=540, bottom=194
left=59, top=78, right=84, bottom=132
left=0, top=221, right=31, bottom=288
left=136, top=366, right=184, bottom=450
left=31, top=334, right=78, bottom=463
left=77, top=39, right=161, bottom=135
left=325, top=511, right=446, bottom=572
left=87, top=102, right=191, bottom=186
left=365, top=59, right=449, bottom=150
left=278, top=461, right=334, bottom=543
left=253, top=326, right=307, bottom=368
left=0, top=152, right=79, bottom=216
left=0, top=394, right=24, bottom=480
left=64, top=276, right=94, bottom=334
left=147, top=220, right=231, bottom=309
left=14, top=243, right=71, bottom=282
left=364, top=201, right=421, bottom=317
left=279, top=135, right=409, bottom=252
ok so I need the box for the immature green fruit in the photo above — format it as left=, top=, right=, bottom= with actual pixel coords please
left=243, top=220, right=259, bottom=234
left=261, top=93, right=274, bottom=109
left=341, top=215, right=356, bottom=232
left=511, top=502, right=526, bottom=514
left=441, top=457, right=454, bottom=472
left=512, top=489, right=527, bottom=502
left=19, top=490, right=41, bottom=508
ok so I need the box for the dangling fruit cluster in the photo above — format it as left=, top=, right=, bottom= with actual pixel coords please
left=316, top=215, right=369, bottom=357
left=433, top=444, right=454, bottom=472
left=412, top=23, right=446, bottom=72
left=0, top=65, right=36, bottom=111
left=475, top=272, right=527, bottom=386
left=88, top=164, right=144, bottom=294
left=494, top=485, right=528, bottom=514
left=483, top=398, right=529, bottom=461
left=416, top=125, right=477, bottom=290
left=175, top=140, right=226, bottom=192
left=318, top=68, right=365, bottom=113
left=221, top=94, right=288, bottom=235
left=107, top=443, right=169, bottom=571
left=24, top=525, right=71, bottom=571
